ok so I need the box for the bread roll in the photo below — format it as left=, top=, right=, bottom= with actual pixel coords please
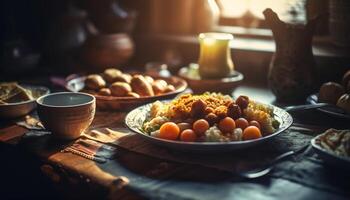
left=85, top=74, right=106, bottom=90
left=126, top=92, right=140, bottom=98
left=113, top=73, right=132, bottom=83
left=144, top=76, right=154, bottom=84
left=130, top=75, right=154, bottom=96
left=103, top=68, right=122, bottom=83
left=110, top=82, right=132, bottom=97
left=98, top=88, right=111, bottom=96
left=154, top=79, right=167, bottom=88
left=318, top=82, right=345, bottom=104
left=123, top=73, right=132, bottom=83
left=163, top=84, right=176, bottom=93
left=151, top=79, right=169, bottom=95
left=152, top=83, right=164, bottom=95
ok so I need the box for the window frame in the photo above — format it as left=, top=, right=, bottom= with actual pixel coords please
left=215, top=0, right=312, bottom=38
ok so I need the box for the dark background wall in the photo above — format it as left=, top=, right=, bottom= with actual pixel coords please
left=0, top=0, right=349, bottom=86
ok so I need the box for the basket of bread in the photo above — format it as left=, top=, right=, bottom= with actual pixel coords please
left=66, top=68, right=187, bottom=110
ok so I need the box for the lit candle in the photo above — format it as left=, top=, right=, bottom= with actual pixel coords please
left=198, top=32, right=234, bottom=79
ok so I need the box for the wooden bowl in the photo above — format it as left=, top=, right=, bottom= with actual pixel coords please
left=36, top=92, right=96, bottom=140
left=65, top=75, right=188, bottom=110
left=178, top=66, right=243, bottom=94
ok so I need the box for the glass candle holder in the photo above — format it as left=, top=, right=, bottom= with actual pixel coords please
left=198, top=32, right=234, bottom=79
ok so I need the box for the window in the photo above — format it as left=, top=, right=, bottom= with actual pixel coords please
left=218, top=0, right=306, bottom=28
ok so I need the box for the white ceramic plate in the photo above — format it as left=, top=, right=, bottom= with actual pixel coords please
left=125, top=101, right=293, bottom=152
left=311, top=135, right=350, bottom=169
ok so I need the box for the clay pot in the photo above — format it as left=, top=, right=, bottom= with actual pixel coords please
left=80, top=33, right=134, bottom=71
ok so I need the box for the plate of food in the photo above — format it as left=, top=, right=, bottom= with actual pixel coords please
left=311, top=129, right=350, bottom=169
left=66, top=68, right=187, bottom=110
left=306, top=70, right=350, bottom=119
left=125, top=93, right=293, bottom=152
left=0, top=82, right=50, bottom=118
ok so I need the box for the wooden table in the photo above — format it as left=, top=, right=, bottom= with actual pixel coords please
left=1, top=85, right=349, bottom=200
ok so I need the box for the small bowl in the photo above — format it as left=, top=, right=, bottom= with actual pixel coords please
left=178, top=66, right=244, bottom=94
left=0, top=85, right=50, bottom=119
left=36, top=92, right=96, bottom=140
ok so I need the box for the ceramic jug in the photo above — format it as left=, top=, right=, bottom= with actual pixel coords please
left=263, top=8, right=319, bottom=103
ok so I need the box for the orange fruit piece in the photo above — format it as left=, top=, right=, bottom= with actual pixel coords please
left=218, top=117, right=236, bottom=133
left=243, top=126, right=262, bottom=140
left=159, top=122, right=180, bottom=140
left=235, top=118, right=249, bottom=130
left=249, top=120, right=261, bottom=129
left=193, top=119, right=209, bottom=135
left=180, top=129, right=197, bottom=142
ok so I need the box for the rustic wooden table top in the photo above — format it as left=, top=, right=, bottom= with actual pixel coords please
left=1, top=85, right=349, bottom=200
